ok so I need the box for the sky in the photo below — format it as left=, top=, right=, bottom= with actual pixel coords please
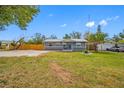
left=0, top=5, right=124, bottom=40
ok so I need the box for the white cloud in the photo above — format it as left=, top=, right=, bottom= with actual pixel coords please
left=114, top=16, right=119, bottom=20
left=48, top=14, right=53, bottom=16
left=60, top=24, right=67, bottom=27
left=106, top=17, right=112, bottom=21
left=99, top=16, right=119, bottom=26
left=85, top=21, right=95, bottom=28
left=99, top=20, right=107, bottom=26
left=106, top=16, right=119, bottom=21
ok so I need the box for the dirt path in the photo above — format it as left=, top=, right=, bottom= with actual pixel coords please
left=49, top=63, right=73, bottom=84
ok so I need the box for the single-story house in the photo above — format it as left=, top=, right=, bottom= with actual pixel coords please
left=44, top=39, right=87, bottom=51
left=0, top=40, right=12, bottom=49
left=0, top=40, right=12, bottom=45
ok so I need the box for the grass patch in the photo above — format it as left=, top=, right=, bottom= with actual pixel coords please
left=0, top=51, right=124, bottom=87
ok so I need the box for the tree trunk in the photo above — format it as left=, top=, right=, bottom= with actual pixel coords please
left=15, top=43, right=22, bottom=49
left=101, top=44, right=103, bottom=51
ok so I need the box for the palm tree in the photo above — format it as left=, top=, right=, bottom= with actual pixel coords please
left=69, top=31, right=82, bottom=39
left=63, top=34, right=71, bottom=39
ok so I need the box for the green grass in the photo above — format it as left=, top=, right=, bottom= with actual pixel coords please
left=0, top=51, right=124, bottom=87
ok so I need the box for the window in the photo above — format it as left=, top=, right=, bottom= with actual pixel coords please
left=76, top=43, right=82, bottom=46
left=45, top=42, right=52, bottom=46
left=49, top=43, right=52, bottom=46
left=54, top=42, right=61, bottom=46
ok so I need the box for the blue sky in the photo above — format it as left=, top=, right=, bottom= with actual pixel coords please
left=0, top=5, right=124, bottom=40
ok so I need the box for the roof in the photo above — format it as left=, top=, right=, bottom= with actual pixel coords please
left=63, top=39, right=87, bottom=42
left=44, top=39, right=87, bottom=43
left=44, top=39, right=63, bottom=42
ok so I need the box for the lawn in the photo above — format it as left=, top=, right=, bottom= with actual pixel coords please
left=0, top=51, right=124, bottom=87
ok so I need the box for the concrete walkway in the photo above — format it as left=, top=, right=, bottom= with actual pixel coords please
left=0, top=50, right=50, bottom=57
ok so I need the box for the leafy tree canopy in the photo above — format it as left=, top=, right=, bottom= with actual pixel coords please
left=63, top=34, right=71, bottom=39
left=63, top=31, right=82, bottom=39
left=27, top=33, right=45, bottom=44
left=70, top=31, right=82, bottom=39
left=0, top=5, right=39, bottom=30
left=112, top=35, right=121, bottom=43
left=119, top=30, right=124, bottom=39
left=48, top=35, right=57, bottom=39
left=84, top=25, right=108, bottom=43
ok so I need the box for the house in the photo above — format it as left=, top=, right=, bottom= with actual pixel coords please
left=0, top=40, right=12, bottom=45
left=97, top=43, right=124, bottom=51
left=0, top=40, right=12, bottom=49
left=97, top=43, right=115, bottom=51
left=44, top=39, right=87, bottom=51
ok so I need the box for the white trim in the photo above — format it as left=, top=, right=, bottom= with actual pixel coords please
left=44, top=39, right=87, bottom=43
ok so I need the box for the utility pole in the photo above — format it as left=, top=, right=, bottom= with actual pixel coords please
left=88, top=15, right=91, bottom=32
left=87, top=15, right=91, bottom=51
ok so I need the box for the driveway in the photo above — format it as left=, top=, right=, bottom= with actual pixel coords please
left=0, top=50, right=50, bottom=57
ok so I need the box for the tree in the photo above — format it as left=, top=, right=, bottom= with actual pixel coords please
left=27, top=33, right=45, bottom=44
left=63, top=32, right=82, bottom=39
left=63, top=34, right=71, bottom=39
left=70, top=31, right=82, bottom=39
left=112, top=35, right=121, bottom=43
left=0, top=6, right=39, bottom=30
left=84, top=25, right=108, bottom=51
left=119, top=30, right=124, bottom=39
left=97, top=25, right=101, bottom=32
left=11, top=37, right=25, bottom=50
left=83, top=31, right=91, bottom=41
left=0, top=41, right=2, bottom=49
left=95, top=29, right=108, bottom=43
left=33, top=33, right=43, bottom=44
left=48, top=35, right=57, bottom=39
left=112, top=35, right=120, bottom=48
left=41, top=35, right=46, bottom=41
left=85, top=25, right=107, bottom=43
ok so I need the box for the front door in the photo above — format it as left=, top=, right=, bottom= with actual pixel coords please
left=63, top=43, right=72, bottom=50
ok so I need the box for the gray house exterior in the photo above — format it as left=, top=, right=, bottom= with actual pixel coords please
left=44, top=39, right=87, bottom=51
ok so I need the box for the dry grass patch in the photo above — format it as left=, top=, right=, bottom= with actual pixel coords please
left=49, top=63, right=73, bottom=84
left=0, top=51, right=124, bottom=87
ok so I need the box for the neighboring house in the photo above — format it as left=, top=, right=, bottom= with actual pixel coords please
left=97, top=43, right=114, bottom=51
left=0, top=40, right=12, bottom=49
left=118, top=43, right=124, bottom=47
left=1, top=40, right=12, bottom=45
left=97, top=43, right=124, bottom=51
left=44, top=39, right=87, bottom=51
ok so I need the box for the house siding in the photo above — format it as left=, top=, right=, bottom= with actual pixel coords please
left=97, top=43, right=124, bottom=51
left=44, top=39, right=87, bottom=51
left=45, top=46, right=63, bottom=50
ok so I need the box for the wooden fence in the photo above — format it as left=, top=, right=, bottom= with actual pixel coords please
left=18, top=44, right=45, bottom=50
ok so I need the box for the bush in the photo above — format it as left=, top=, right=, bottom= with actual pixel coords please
left=84, top=50, right=88, bottom=53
